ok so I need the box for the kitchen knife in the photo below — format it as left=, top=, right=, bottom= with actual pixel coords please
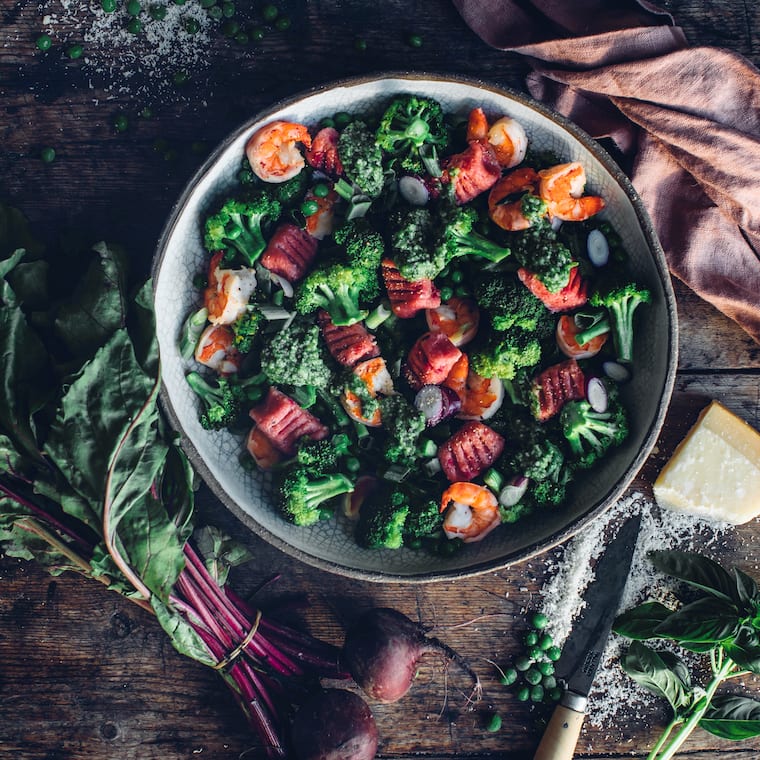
left=533, top=513, right=641, bottom=760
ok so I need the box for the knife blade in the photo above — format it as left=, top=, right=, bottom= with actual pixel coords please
left=533, top=513, right=641, bottom=760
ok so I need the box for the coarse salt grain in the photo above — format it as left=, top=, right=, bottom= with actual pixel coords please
left=537, top=492, right=732, bottom=732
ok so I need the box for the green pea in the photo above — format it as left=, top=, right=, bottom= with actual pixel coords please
left=127, top=0, right=141, bottom=15
left=40, top=147, right=56, bottom=163
left=312, top=183, right=329, bottom=198
left=530, top=612, right=549, bottom=630
left=208, top=6, right=223, bottom=19
left=530, top=685, right=545, bottom=702
left=199, top=0, right=215, bottom=7
left=524, top=668, right=542, bottom=686
left=439, top=286, right=454, bottom=302
left=516, top=686, right=530, bottom=702
left=35, top=34, right=52, bottom=51
left=499, top=667, right=517, bottom=686
left=126, top=18, right=142, bottom=33
left=184, top=17, right=200, bottom=33
left=548, top=686, right=563, bottom=702
left=354, top=36, right=367, bottom=52
left=301, top=199, right=319, bottom=216
left=526, top=645, right=542, bottom=661
left=234, top=31, right=248, bottom=44
left=406, top=33, right=423, bottom=48
left=485, top=713, right=502, bottom=733
left=454, top=284, right=470, bottom=298
left=275, top=15, right=290, bottom=30
left=538, top=660, right=555, bottom=676
left=449, top=269, right=463, bottom=284
left=149, top=3, right=167, bottom=19
left=539, top=633, right=554, bottom=650
left=514, top=655, right=531, bottom=672
left=101, top=0, right=116, bottom=11
left=221, top=1, right=234, bottom=16
left=333, top=111, right=352, bottom=128
left=173, top=0, right=186, bottom=5
left=173, top=70, right=189, bottom=86
left=546, top=645, right=562, bottom=662
left=113, top=113, right=129, bottom=132
left=261, top=3, right=278, bottom=21
left=541, top=674, right=557, bottom=690
left=139, top=106, right=153, bottom=119
left=524, top=631, right=539, bottom=647
left=346, top=457, right=361, bottom=473
left=318, top=117, right=335, bottom=129
left=221, top=19, right=239, bottom=36
left=67, top=44, right=83, bottom=59
left=192, top=273, right=207, bottom=289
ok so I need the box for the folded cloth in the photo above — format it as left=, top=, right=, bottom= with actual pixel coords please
left=453, top=0, right=760, bottom=344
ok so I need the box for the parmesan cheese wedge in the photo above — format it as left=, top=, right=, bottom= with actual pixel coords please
left=653, top=401, right=760, bottom=524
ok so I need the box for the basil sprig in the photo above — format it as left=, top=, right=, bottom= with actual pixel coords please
left=614, top=550, right=760, bottom=757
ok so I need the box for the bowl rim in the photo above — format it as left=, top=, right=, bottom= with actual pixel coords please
left=152, top=71, right=678, bottom=584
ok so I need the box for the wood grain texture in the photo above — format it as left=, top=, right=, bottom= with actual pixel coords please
left=1, top=0, right=759, bottom=757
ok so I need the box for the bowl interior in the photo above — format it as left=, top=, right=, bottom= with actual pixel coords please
left=153, top=74, right=677, bottom=582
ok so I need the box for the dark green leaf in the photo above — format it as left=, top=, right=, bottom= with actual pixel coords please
left=658, top=650, right=692, bottom=690
left=621, top=641, right=692, bottom=712
left=152, top=596, right=217, bottom=668
left=0, top=304, right=51, bottom=463
left=700, top=695, right=760, bottom=740
left=614, top=601, right=673, bottom=640
left=678, top=640, right=719, bottom=653
left=650, top=550, right=738, bottom=603
left=0, top=204, right=45, bottom=259
left=724, top=626, right=760, bottom=673
left=53, top=242, right=128, bottom=360
left=194, top=525, right=253, bottom=586
left=6, top=259, right=50, bottom=310
left=734, top=567, right=759, bottom=611
left=0, top=248, right=26, bottom=281
left=655, top=597, right=740, bottom=644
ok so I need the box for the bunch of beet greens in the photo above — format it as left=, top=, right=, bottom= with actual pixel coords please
left=0, top=203, right=345, bottom=757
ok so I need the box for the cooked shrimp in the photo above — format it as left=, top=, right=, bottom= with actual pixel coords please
left=440, top=482, right=501, bottom=543
left=245, top=120, right=312, bottom=183
left=538, top=162, right=605, bottom=222
left=204, top=251, right=258, bottom=325
left=442, top=355, right=504, bottom=420
left=425, top=297, right=480, bottom=347
left=487, top=116, right=528, bottom=169
left=305, top=187, right=339, bottom=240
left=340, top=357, right=394, bottom=427
left=488, top=167, right=541, bottom=232
left=466, top=108, right=528, bottom=168
left=194, top=324, right=242, bottom=375
left=246, top=425, right=282, bottom=470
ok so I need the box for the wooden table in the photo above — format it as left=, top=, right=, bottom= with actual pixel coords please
left=2, top=1, right=759, bottom=757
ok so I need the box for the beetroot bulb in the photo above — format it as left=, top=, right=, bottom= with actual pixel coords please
left=341, top=607, right=481, bottom=704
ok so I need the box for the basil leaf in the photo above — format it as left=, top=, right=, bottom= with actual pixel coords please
left=734, top=567, right=759, bottom=611
left=650, top=550, right=738, bottom=603
left=724, top=626, right=760, bottom=673
left=655, top=597, right=740, bottom=643
left=700, top=695, right=760, bottom=740
left=621, top=642, right=692, bottom=712
left=614, top=601, right=673, bottom=640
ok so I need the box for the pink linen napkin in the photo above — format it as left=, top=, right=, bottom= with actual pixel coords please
left=453, top=0, right=760, bottom=344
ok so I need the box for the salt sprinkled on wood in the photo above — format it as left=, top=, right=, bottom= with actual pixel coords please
left=537, top=492, right=732, bottom=732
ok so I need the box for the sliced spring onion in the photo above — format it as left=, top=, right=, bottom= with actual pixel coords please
left=483, top=468, right=505, bottom=493
left=258, top=304, right=293, bottom=320
left=179, top=306, right=209, bottom=359
left=423, top=458, right=442, bottom=477
left=418, top=143, right=442, bottom=177
left=268, top=272, right=294, bottom=298
left=585, top=376, right=609, bottom=413
left=587, top=229, right=610, bottom=267
left=603, top=360, right=632, bottom=383
left=346, top=196, right=372, bottom=220
left=365, top=301, right=392, bottom=330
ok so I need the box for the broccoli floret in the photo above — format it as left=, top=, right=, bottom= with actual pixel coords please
left=390, top=207, right=443, bottom=281
left=390, top=204, right=510, bottom=282
left=404, top=497, right=442, bottom=540
left=272, top=169, right=312, bottom=206
left=375, top=94, right=449, bottom=174
left=507, top=437, right=565, bottom=482
left=560, top=399, right=629, bottom=467
left=474, top=276, right=549, bottom=332
left=295, top=433, right=351, bottom=474
left=278, top=466, right=355, bottom=526
left=231, top=306, right=263, bottom=354
left=185, top=371, right=265, bottom=430
left=295, top=262, right=374, bottom=326
left=355, top=486, right=409, bottom=549
left=589, top=281, right=651, bottom=364
left=469, top=327, right=543, bottom=381
left=260, top=318, right=334, bottom=389
left=379, top=394, right=426, bottom=466
left=511, top=217, right=575, bottom=293
left=333, top=218, right=385, bottom=273
left=435, top=203, right=511, bottom=269
left=204, top=195, right=282, bottom=266
left=337, top=120, right=385, bottom=199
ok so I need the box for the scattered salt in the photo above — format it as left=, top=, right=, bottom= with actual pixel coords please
left=537, top=492, right=732, bottom=733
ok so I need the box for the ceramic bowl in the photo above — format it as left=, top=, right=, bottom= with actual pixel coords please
left=152, top=74, right=677, bottom=582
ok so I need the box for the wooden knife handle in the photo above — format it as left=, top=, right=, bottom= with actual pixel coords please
left=532, top=702, right=585, bottom=760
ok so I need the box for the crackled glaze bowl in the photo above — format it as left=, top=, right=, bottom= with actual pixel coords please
left=152, top=74, right=677, bottom=582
